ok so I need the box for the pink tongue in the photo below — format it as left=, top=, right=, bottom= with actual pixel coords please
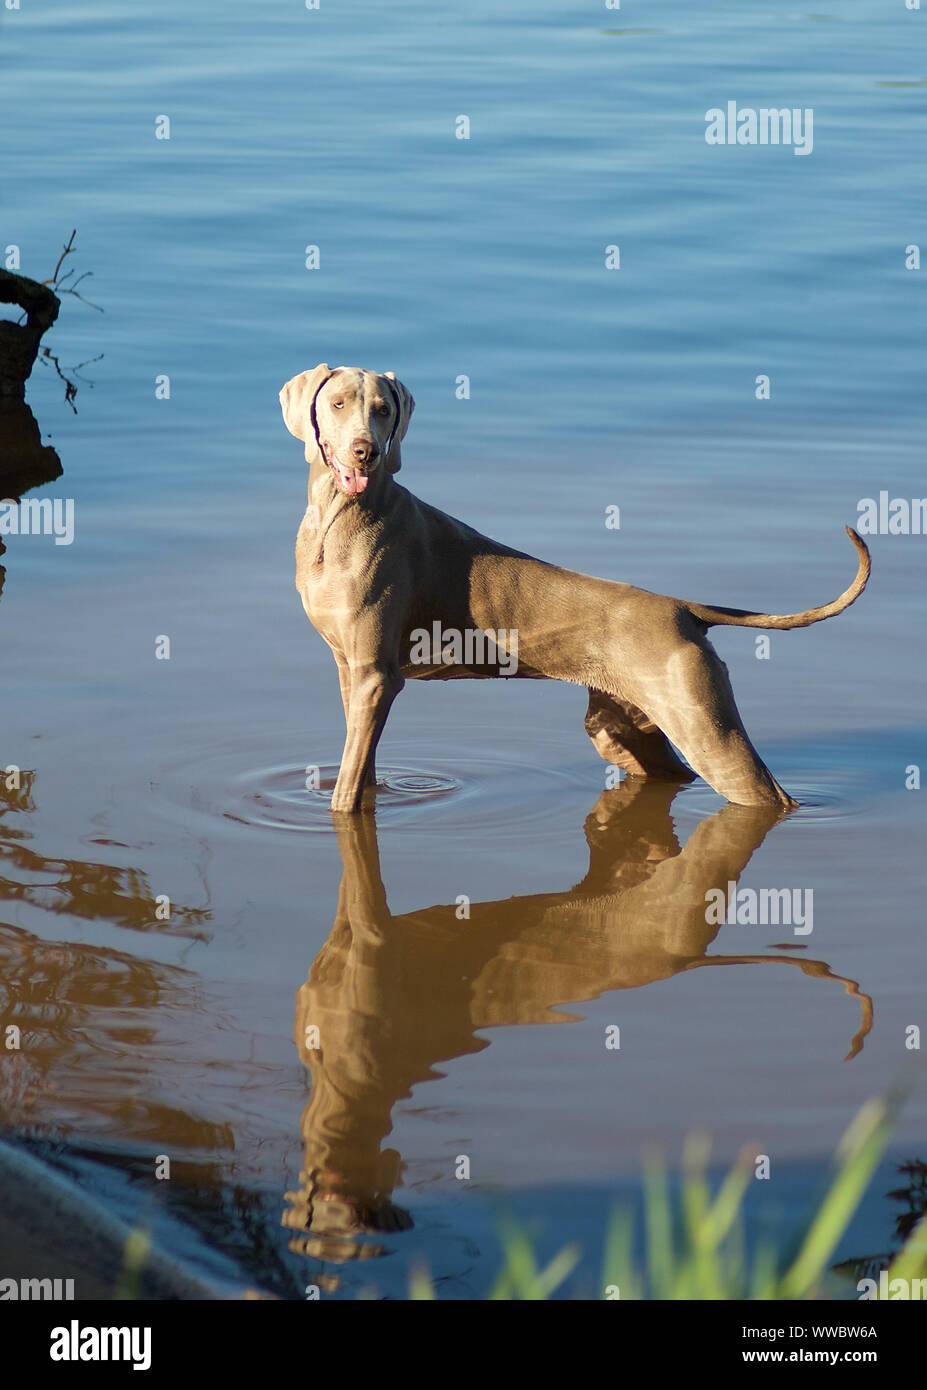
left=335, top=462, right=369, bottom=495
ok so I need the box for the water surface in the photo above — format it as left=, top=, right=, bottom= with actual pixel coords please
left=1, top=0, right=925, bottom=1298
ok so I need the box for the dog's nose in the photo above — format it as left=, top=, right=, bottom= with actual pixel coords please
left=350, top=437, right=375, bottom=465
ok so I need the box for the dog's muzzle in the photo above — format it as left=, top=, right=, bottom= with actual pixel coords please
left=324, top=444, right=377, bottom=496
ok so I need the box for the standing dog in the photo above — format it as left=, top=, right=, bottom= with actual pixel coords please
left=280, top=364, right=869, bottom=814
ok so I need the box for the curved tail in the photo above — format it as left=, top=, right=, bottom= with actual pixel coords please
left=687, top=527, right=871, bottom=631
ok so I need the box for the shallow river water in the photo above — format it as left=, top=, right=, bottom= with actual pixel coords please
left=1, top=0, right=925, bottom=1297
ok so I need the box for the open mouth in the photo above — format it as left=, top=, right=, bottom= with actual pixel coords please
left=324, top=446, right=373, bottom=496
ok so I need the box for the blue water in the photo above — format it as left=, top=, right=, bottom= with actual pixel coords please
left=1, top=0, right=925, bottom=1300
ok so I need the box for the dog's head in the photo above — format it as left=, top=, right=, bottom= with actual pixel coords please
left=279, top=364, right=415, bottom=495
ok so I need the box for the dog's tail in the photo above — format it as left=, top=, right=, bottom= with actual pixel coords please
left=687, top=527, right=871, bottom=631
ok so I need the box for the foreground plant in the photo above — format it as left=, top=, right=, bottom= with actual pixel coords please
left=408, top=1087, right=927, bottom=1300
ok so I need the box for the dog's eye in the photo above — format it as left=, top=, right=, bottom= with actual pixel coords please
left=377, top=404, right=390, bottom=416
left=332, top=400, right=344, bottom=410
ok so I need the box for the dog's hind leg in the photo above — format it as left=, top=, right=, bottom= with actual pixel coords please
left=584, top=689, right=696, bottom=781
left=629, top=642, right=797, bottom=810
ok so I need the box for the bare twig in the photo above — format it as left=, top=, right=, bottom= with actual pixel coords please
left=38, top=345, right=104, bottom=413
left=42, top=229, right=77, bottom=288
left=42, top=239, right=104, bottom=311
left=56, top=270, right=103, bottom=312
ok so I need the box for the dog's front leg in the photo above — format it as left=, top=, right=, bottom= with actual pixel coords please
left=333, top=658, right=378, bottom=795
left=334, top=652, right=379, bottom=788
left=331, top=663, right=404, bottom=813
left=334, top=654, right=352, bottom=730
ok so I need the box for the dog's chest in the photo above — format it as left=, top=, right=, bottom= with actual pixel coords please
left=295, top=511, right=386, bottom=633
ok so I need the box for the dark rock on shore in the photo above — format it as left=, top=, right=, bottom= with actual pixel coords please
left=0, top=270, right=61, bottom=401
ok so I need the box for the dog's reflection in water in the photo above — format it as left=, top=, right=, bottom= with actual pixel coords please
left=282, top=781, right=871, bottom=1263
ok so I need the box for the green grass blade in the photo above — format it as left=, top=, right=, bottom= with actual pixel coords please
left=779, top=1097, right=894, bottom=1299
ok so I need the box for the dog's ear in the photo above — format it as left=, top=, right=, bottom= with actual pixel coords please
left=279, top=364, right=334, bottom=457
left=381, top=372, right=415, bottom=474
